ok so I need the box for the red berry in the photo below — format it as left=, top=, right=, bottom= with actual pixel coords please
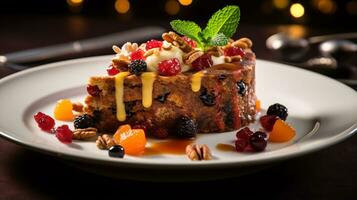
left=55, top=125, right=73, bottom=143
left=260, top=115, right=278, bottom=132
left=249, top=131, right=268, bottom=152
left=224, top=46, right=246, bottom=57
left=146, top=40, right=163, bottom=50
left=191, top=54, right=213, bottom=71
left=235, top=127, right=253, bottom=152
left=236, top=127, right=253, bottom=140
left=158, top=58, right=181, bottom=76
left=130, top=49, right=145, bottom=61
left=34, top=112, right=55, bottom=132
left=86, top=85, right=101, bottom=97
left=182, top=36, right=196, bottom=48
left=106, top=64, right=120, bottom=76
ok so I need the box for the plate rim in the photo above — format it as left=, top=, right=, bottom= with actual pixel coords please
left=1, top=55, right=357, bottom=168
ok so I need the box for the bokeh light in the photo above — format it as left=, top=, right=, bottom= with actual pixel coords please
left=165, top=0, right=180, bottom=15
left=178, top=0, right=192, bottom=6
left=273, top=0, right=289, bottom=9
left=290, top=3, right=305, bottom=18
left=115, top=0, right=130, bottom=14
left=67, top=0, right=83, bottom=13
left=346, top=1, right=357, bottom=15
left=317, top=0, right=336, bottom=14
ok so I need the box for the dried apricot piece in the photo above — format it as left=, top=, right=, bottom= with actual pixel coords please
left=269, top=119, right=296, bottom=142
left=54, top=99, right=74, bottom=121
left=255, top=99, right=261, bottom=112
left=113, top=125, right=146, bottom=155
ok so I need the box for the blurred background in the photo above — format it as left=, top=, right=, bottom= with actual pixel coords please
left=0, top=0, right=357, bottom=83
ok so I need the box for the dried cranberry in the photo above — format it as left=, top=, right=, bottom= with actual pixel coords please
left=130, top=49, right=145, bottom=61
left=224, top=46, right=246, bottom=57
left=106, top=64, right=120, bottom=76
left=235, top=127, right=254, bottom=152
left=146, top=39, right=163, bottom=50
left=260, top=115, right=278, bottom=132
left=158, top=58, right=181, bottom=76
left=87, top=85, right=101, bottom=97
left=55, top=125, right=73, bottom=143
left=182, top=36, right=196, bottom=48
left=191, top=54, right=213, bottom=71
left=249, top=131, right=268, bottom=152
left=34, top=112, right=55, bottom=132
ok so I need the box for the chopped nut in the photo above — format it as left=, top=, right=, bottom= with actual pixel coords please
left=72, top=102, right=84, bottom=113
left=121, top=42, right=138, bottom=54
left=96, top=134, right=115, bottom=150
left=206, top=46, right=224, bottom=57
left=183, top=50, right=204, bottom=64
left=186, top=144, right=212, bottom=161
left=162, top=31, right=193, bottom=53
left=231, top=37, right=253, bottom=49
left=224, top=55, right=242, bottom=63
left=144, top=48, right=160, bottom=57
left=162, top=42, right=172, bottom=50
left=73, top=127, right=97, bottom=140
left=112, top=45, right=121, bottom=54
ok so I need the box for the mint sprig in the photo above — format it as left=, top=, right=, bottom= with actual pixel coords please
left=170, top=5, right=240, bottom=50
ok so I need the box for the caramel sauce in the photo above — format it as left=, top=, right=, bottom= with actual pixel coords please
left=191, top=71, right=204, bottom=92
left=143, top=140, right=193, bottom=156
left=216, top=143, right=235, bottom=152
left=141, top=72, right=156, bottom=108
left=115, top=72, right=130, bottom=121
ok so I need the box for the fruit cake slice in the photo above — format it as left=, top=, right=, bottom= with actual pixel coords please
left=83, top=32, right=257, bottom=137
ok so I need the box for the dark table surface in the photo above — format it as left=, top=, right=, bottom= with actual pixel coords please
left=0, top=15, right=357, bottom=199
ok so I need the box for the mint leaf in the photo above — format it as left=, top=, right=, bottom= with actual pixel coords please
left=202, top=5, right=240, bottom=40
left=170, top=20, right=202, bottom=45
left=208, top=33, right=228, bottom=46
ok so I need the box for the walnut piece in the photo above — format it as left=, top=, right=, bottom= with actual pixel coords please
left=72, top=102, right=84, bottom=113
left=96, top=134, right=115, bottom=150
left=185, top=144, right=212, bottom=161
left=231, top=37, right=253, bottom=49
left=73, top=127, right=97, bottom=140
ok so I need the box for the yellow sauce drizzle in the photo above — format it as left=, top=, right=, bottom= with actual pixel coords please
left=115, top=72, right=130, bottom=121
left=141, top=72, right=156, bottom=108
left=191, top=71, right=204, bottom=92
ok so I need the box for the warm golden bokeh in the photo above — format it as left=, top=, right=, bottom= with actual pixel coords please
left=178, top=0, right=192, bottom=6
left=290, top=3, right=305, bottom=18
left=165, top=0, right=180, bottom=15
left=273, top=0, right=289, bottom=9
left=115, top=0, right=130, bottom=14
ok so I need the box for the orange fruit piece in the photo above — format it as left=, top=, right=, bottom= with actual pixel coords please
left=255, top=99, right=261, bottom=112
left=54, top=99, right=74, bottom=121
left=113, top=125, right=146, bottom=155
left=269, top=119, right=296, bottom=142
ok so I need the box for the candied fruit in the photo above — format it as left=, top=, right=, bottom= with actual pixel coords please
left=249, top=131, right=267, bottom=152
left=260, top=115, right=278, bottom=132
left=269, top=119, right=296, bottom=142
left=107, top=64, right=120, bottom=76
left=182, top=36, right=196, bottom=48
left=146, top=39, right=163, bottom=50
left=87, top=85, right=101, bottom=97
left=55, top=125, right=73, bottom=143
left=54, top=99, right=74, bottom=121
left=34, top=112, right=55, bottom=132
left=224, top=46, right=246, bottom=57
left=158, top=58, right=181, bottom=76
left=130, top=49, right=145, bottom=61
left=191, top=54, right=213, bottom=71
left=113, top=125, right=146, bottom=155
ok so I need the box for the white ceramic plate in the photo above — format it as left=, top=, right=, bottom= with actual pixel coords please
left=1, top=56, right=357, bottom=180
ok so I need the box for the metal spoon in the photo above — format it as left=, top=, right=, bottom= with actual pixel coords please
left=319, top=40, right=357, bottom=62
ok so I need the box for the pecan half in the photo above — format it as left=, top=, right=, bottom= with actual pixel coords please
left=231, top=37, right=253, bottom=49
left=224, top=55, right=242, bottom=63
left=206, top=46, right=224, bottom=57
left=183, top=50, right=204, bottom=65
left=186, top=144, right=212, bottom=161
left=96, top=134, right=115, bottom=150
left=162, top=31, right=193, bottom=53
left=73, top=127, right=97, bottom=140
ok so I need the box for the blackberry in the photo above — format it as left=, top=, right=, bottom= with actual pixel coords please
left=267, top=103, right=288, bottom=121
left=236, top=81, right=246, bottom=95
left=74, top=114, right=95, bottom=129
left=175, top=116, right=197, bottom=138
left=199, top=88, right=216, bottom=106
left=128, top=59, right=147, bottom=75
left=108, top=145, right=125, bottom=158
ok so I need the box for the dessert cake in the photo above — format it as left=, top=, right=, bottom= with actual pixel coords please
left=83, top=6, right=257, bottom=137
